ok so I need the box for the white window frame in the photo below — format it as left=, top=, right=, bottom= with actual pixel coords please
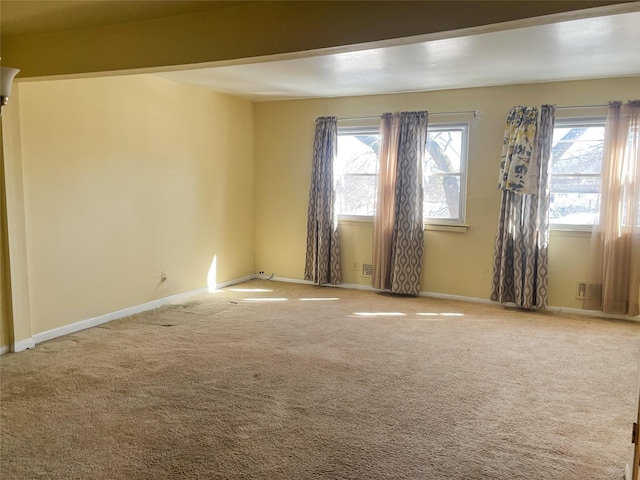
left=423, top=122, right=469, bottom=226
left=334, top=122, right=469, bottom=226
left=550, top=116, right=606, bottom=231
left=335, top=125, right=380, bottom=222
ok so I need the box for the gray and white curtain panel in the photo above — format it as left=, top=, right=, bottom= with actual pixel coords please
left=373, top=111, right=428, bottom=295
left=304, top=116, right=342, bottom=285
left=491, top=105, right=555, bottom=309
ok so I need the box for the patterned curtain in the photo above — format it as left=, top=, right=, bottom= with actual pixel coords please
left=584, top=100, right=640, bottom=316
left=304, top=117, right=341, bottom=285
left=491, top=105, right=555, bottom=309
left=373, top=112, right=427, bottom=295
left=498, top=107, right=540, bottom=194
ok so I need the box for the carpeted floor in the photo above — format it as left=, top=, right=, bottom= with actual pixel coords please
left=1, top=279, right=639, bottom=479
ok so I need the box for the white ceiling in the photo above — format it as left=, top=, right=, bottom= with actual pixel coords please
left=157, top=11, right=640, bottom=101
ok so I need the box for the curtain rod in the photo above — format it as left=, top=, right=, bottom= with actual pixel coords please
left=336, top=110, right=479, bottom=121
left=329, top=104, right=610, bottom=123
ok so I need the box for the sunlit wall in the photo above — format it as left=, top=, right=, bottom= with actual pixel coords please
left=12, top=74, right=254, bottom=335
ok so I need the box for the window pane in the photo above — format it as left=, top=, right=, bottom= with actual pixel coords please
left=549, top=193, right=599, bottom=225
left=336, top=135, right=378, bottom=174
left=423, top=126, right=466, bottom=221
left=550, top=121, right=605, bottom=226
left=335, top=124, right=468, bottom=222
left=553, top=126, right=604, bottom=143
left=335, top=133, right=380, bottom=215
left=424, top=174, right=460, bottom=219
left=335, top=174, right=376, bottom=216
left=551, top=126, right=604, bottom=174
left=425, top=130, right=462, bottom=172
left=551, top=175, right=600, bottom=194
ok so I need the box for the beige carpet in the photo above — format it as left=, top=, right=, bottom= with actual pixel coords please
left=1, top=279, right=639, bottom=479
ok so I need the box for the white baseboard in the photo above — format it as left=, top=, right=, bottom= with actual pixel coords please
left=269, top=276, right=375, bottom=291
left=419, top=290, right=496, bottom=305
left=264, top=276, right=640, bottom=322
left=30, top=275, right=253, bottom=347
left=271, top=276, right=493, bottom=302
left=214, top=275, right=255, bottom=290
left=546, top=305, right=639, bottom=322
left=269, top=276, right=314, bottom=285
left=12, top=337, right=36, bottom=353
left=6, top=275, right=639, bottom=353
left=32, top=287, right=208, bottom=345
left=337, top=282, right=380, bottom=291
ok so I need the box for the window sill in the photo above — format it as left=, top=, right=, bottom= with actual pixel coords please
left=337, top=216, right=469, bottom=232
left=424, top=223, right=469, bottom=232
left=337, top=215, right=373, bottom=223
left=550, top=228, right=592, bottom=238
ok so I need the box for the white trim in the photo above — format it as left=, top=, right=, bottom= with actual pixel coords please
left=549, top=228, right=591, bottom=238
left=32, top=287, right=208, bottom=344
left=419, top=290, right=496, bottom=305
left=337, top=124, right=380, bottom=134
left=22, top=274, right=637, bottom=350
left=213, top=275, right=255, bottom=290
left=271, top=277, right=378, bottom=292
left=12, top=337, right=35, bottom=353
left=549, top=225, right=593, bottom=233
left=0, top=345, right=11, bottom=355
left=338, top=215, right=373, bottom=223
left=545, top=305, right=639, bottom=322
left=334, top=282, right=380, bottom=291
left=268, top=277, right=640, bottom=322
left=30, top=275, right=253, bottom=347
left=338, top=217, right=470, bottom=232
left=270, top=276, right=314, bottom=286
left=429, top=294, right=640, bottom=321
left=424, top=223, right=469, bottom=233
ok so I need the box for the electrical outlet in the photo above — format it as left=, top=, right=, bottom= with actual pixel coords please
left=160, top=271, right=167, bottom=282
left=258, top=270, right=265, bottom=275
left=352, top=261, right=358, bottom=271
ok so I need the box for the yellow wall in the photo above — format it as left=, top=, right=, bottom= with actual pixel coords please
left=254, top=76, right=640, bottom=309
left=1, top=85, right=33, bottom=347
left=0, top=123, right=12, bottom=349
left=15, top=75, right=254, bottom=334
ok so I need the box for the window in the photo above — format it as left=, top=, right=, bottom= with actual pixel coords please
left=334, top=127, right=379, bottom=217
left=334, top=123, right=469, bottom=224
left=550, top=118, right=605, bottom=228
left=423, top=124, right=468, bottom=222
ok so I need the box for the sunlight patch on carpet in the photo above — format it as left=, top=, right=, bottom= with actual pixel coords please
left=229, top=288, right=273, bottom=292
left=242, top=298, right=288, bottom=302
left=299, top=297, right=340, bottom=301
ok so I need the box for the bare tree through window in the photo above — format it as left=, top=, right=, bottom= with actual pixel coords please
left=335, top=124, right=468, bottom=223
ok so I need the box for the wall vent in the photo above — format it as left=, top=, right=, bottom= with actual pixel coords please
left=577, top=282, right=602, bottom=300
left=362, top=263, right=374, bottom=277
